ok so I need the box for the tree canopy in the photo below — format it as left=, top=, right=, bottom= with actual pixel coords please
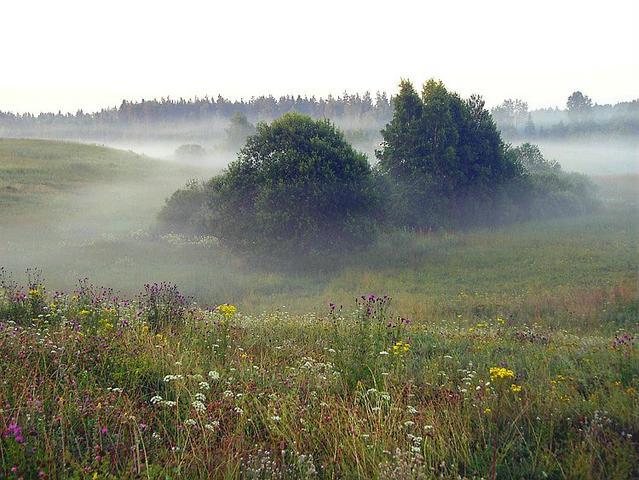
left=377, top=79, right=521, bottom=228
left=175, top=113, right=380, bottom=260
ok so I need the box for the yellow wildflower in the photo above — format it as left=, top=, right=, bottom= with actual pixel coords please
left=391, top=340, right=411, bottom=355
left=510, top=384, right=522, bottom=393
left=217, top=304, right=237, bottom=319
left=489, top=367, right=515, bottom=381
left=99, top=318, right=114, bottom=331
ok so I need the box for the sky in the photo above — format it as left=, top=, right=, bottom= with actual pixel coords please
left=2, top=0, right=638, bottom=114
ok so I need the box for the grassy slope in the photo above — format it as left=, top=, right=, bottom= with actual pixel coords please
left=0, top=138, right=220, bottom=229
left=0, top=139, right=158, bottom=212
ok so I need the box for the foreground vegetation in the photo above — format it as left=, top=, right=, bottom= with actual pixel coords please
left=0, top=271, right=637, bottom=479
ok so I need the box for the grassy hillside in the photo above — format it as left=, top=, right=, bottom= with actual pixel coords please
left=0, top=139, right=158, bottom=211
left=0, top=137, right=214, bottom=248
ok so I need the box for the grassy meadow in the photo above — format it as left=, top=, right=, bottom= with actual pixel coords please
left=0, top=139, right=638, bottom=478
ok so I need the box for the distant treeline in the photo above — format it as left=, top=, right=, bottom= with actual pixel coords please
left=0, top=90, right=637, bottom=142
left=491, top=92, right=639, bottom=139
left=0, top=93, right=393, bottom=141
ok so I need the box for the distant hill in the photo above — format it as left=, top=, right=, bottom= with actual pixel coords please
left=0, top=138, right=205, bottom=215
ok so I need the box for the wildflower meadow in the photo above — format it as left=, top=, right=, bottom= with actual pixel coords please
left=0, top=269, right=637, bottom=479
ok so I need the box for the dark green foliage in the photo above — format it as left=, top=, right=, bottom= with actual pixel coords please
left=377, top=79, right=521, bottom=229
left=508, top=144, right=600, bottom=219
left=512, top=143, right=560, bottom=174
left=164, top=113, right=380, bottom=261
left=158, top=179, right=209, bottom=235
left=525, top=171, right=600, bottom=218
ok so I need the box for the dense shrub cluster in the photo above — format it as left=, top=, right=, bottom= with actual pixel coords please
left=162, top=113, right=380, bottom=260
left=376, top=80, right=598, bottom=229
left=160, top=80, right=598, bottom=260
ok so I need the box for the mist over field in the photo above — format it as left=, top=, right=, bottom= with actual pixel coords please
left=1, top=1, right=638, bottom=477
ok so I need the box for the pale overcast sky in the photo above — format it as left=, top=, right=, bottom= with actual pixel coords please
left=2, top=0, right=638, bottom=113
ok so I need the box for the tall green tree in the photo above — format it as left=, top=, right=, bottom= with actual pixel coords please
left=377, top=79, right=520, bottom=228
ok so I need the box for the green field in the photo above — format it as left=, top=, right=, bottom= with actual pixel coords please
left=0, top=139, right=638, bottom=478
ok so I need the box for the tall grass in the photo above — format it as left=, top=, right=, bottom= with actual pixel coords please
left=0, top=274, right=637, bottom=478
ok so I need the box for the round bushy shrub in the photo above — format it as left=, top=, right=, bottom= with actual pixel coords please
left=203, top=113, right=380, bottom=259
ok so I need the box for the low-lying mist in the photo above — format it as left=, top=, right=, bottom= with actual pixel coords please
left=1, top=135, right=637, bottom=314
left=528, top=135, right=638, bottom=175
